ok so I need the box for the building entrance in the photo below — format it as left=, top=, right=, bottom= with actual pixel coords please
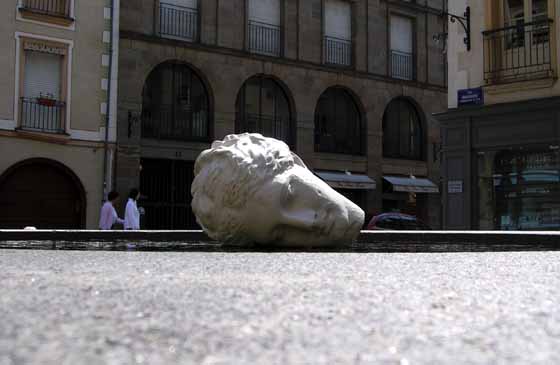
left=139, top=158, right=199, bottom=229
left=0, top=158, right=85, bottom=229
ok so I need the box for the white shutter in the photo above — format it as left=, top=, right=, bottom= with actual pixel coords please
left=390, top=16, right=413, bottom=53
left=165, top=0, right=197, bottom=9
left=23, top=50, right=62, bottom=99
left=324, top=0, right=351, bottom=40
left=248, top=0, right=281, bottom=25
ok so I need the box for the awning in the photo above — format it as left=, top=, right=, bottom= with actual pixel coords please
left=383, top=175, right=439, bottom=193
left=315, top=171, right=376, bottom=190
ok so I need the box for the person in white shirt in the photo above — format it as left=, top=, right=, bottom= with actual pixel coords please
left=99, top=191, right=124, bottom=230
left=124, top=188, right=141, bottom=230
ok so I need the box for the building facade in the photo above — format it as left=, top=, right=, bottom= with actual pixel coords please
left=437, top=0, right=560, bottom=230
left=116, top=0, right=448, bottom=230
left=0, top=0, right=119, bottom=229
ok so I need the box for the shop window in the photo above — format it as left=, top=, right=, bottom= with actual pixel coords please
left=382, top=98, right=423, bottom=160
left=18, top=0, right=74, bottom=26
left=314, top=87, right=363, bottom=155
left=477, top=147, right=560, bottom=230
left=18, top=38, right=69, bottom=134
left=235, top=75, right=293, bottom=146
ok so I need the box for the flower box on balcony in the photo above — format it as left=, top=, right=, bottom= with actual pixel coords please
left=37, top=97, right=57, bottom=107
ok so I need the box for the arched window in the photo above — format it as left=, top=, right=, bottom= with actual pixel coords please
left=235, top=75, right=293, bottom=146
left=314, top=87, right=363, bottom=155
left=142, top=61, right=210, bottom=141
left=383, top=98, right=423, bottom=160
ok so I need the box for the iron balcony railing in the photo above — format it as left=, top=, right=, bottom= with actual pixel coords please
left=391, top=50, right=414, bottom=80
left=248, top=20, right=282, bottom=57
left=483, top=19, right=553, bottom=84
left=20, top=97, right=66, bottom=134
left=141, top=105, right=209, bottom=142
left=20, top=0, right=71, bottom=18
left=159, top=2, right=198, bottom=42
left=324, top=36, right=352, bottom=67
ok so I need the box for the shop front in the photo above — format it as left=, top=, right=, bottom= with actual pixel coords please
left=476, top=147, right=560, bottom=230
left=437, top=96, right=560, bottom=230
left=315, top=170, right=376, bottom=219
left=381, top=175, right=439, bottom=224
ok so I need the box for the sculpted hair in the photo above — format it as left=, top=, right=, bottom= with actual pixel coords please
left=191, top=133, right=295, bottom=243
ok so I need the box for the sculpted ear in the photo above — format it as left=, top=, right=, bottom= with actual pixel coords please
left=291, top=152, right=308, bottom=170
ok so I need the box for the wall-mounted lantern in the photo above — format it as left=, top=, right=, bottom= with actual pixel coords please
left=433, top=6, right=471, bottom=52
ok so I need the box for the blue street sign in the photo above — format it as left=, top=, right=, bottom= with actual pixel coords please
left=458, top=87, right=484, bottom=106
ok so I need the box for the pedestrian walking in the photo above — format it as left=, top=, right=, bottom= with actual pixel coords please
left=124, top=188, right=141, bottom=230
left=99, top=191, right=124, bottom=230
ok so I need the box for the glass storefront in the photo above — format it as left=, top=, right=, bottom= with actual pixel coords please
left=477, top=146, right=560, bottom=230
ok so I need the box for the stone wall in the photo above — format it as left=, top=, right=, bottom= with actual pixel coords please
left=117, top=0, right=448, bottom=228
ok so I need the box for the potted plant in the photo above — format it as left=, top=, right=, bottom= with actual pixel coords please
left=37, top=93, right=57, bottom=107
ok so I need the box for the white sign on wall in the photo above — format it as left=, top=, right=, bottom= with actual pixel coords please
left=448, top=180, right=463, bottom=194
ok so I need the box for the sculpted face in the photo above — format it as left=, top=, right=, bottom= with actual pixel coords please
left=191, top=133, right=365, bottom=247
left=241, top=165, right=364, bottom=246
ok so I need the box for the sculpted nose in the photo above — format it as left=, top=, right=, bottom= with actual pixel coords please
left=337, top=200, right=364, bottom=240
left=346, top=202, right=365, bottom=227
left=281, top=210, right=316, bottom=230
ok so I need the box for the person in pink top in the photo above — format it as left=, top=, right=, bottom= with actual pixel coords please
left=99, top=191, right=125, bottom=230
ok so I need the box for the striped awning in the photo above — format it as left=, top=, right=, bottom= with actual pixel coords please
left=383, top=175, right=439, bottom=193
left=315, top=171, right=376, bottom=190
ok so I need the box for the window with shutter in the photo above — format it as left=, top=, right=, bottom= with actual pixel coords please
left=324, top=0, right=351, bottom=40
left=324, top=0, right=352, bottom=66
left=248, top=0, right=282, bottom=56
left=19, top=42, right=67, bottom=134
left=390, top=15, right=414, bottom=80
left=23, top=50, right=62, bottom=100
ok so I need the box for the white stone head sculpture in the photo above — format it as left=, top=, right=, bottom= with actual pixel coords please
left=191, top=133, right=365, bottom=247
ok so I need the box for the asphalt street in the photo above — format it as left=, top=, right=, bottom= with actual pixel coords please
left=1, top=249, right=559, bottom=365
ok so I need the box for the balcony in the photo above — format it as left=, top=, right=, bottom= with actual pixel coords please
left=19, top=0, right=73, bottom=25
left=20, top=97, right=66, bottom=134
left=391, top=50, right=414, bottom=80
left=159, top=2, right=198, bottom=42
left=324, top=36, right=352, bottom=67
left=141, top=105, right=209, bottom=142
left=483, top=19, right=553, bottom=85
left=248, top=20, right=282, bottom=57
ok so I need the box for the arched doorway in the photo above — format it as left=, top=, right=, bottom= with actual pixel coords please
left=0, top=159, right=85, bottom=229
left=235, top=75, right=295, bottom=147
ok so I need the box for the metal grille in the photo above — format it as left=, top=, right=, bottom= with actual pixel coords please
left=142, top=62, right=210, bottom=142
left=159, top=2, right=198, bottom=41
left=483, top=19, right=553, bottom=84
left=248, top=20, right=282, bottom=56
left=391, top=50, right=414, bottom=80
left=382, top=98, right=423, bottom=161
left=314, top=88, right=362, bottom=155
left=245, top=113, right=289, bottom=141
left=20, top=97, right=65, bottom=134
left=324, top=36, right=352, bottom=66
left=236, top=76, right=293, bottom=146
left=139, top=158, right=199, bottom=230
left=20, top=0, right=71, bottom=18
